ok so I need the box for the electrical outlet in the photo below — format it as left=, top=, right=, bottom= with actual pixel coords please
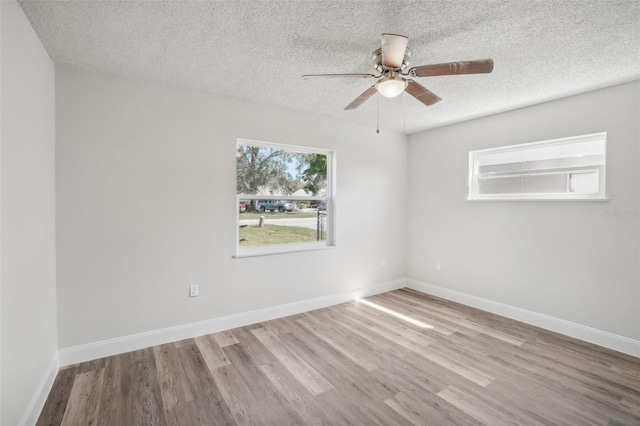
left=436, top=262, right=442, bottom=272
left=189, top=284, right=199, bottom=297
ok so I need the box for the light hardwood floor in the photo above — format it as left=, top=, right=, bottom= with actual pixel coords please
left=37, top=289, right=640, bottom=425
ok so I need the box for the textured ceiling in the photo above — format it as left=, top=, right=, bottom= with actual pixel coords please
left=18, top=0, right=640, bottom=134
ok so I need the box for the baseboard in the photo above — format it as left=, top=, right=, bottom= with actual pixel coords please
left=19, top=351, right=59, bottom=426
left=406, top=279, right=640, bottom=358
left=58, top=276, right=637, bottom=366
left=59, top=278, right=406, bottom=366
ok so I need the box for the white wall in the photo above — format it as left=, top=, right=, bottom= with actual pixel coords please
left=55, top=68, right=407, bottom=349
left=407, top=81, right=640, bottom=342
left=1, top=1, right=58, bottom=424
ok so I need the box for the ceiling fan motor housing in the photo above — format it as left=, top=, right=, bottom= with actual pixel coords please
left=372, top=47, right=412, bottom=73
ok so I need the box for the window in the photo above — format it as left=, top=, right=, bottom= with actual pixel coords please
left=235, top=139, right=334, bottom=257
left=468, top=132, right=607, bottom=200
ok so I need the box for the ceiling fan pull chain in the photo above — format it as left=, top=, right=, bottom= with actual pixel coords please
left=376, top=92, right=380, bottom=134
left=403, top=92, right=406, bottom=134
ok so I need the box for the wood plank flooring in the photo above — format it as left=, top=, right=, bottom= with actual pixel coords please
left=37, top=289, right=640, bottom=425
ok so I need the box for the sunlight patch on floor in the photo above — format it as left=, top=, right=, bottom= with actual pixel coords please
left=357, top=298, right=433, bottom=329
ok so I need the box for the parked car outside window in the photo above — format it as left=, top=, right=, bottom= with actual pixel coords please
left=255, top=200, right=295, bottom=212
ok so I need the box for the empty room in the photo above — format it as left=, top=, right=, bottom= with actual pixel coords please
left=1, top=0, right=639, bottom=425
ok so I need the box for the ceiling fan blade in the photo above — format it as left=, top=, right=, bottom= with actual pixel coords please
left=303, top=73, right=377, bottom=80
left=344, top=86, right=377, bottom=110
left=410, top=59, right=494, bottom=77
left=405, top=80, right=441, bottom=106
left=381, top=33, right=408, bottom=69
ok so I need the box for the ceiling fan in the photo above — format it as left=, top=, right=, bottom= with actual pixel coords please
left=303, top=33, right=494, bottom=110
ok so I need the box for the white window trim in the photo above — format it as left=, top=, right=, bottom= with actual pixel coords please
left=468, top=132, right=607, bottom=201
left=234, top=138, right=336, bottom=258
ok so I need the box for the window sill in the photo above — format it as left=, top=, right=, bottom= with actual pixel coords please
left=467, top=197, right=610, bottom=202
left=233, top=243, right=336, bottom=258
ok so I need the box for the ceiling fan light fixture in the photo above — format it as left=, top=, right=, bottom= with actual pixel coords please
left=375, top=76, right=407, bottom=98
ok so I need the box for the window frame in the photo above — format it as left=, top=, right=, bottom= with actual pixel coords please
left=468, top=132, right=607, bottom=201
left=234, top=138, right=336, bottom=258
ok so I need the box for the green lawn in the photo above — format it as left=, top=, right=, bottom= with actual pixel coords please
left=239, top=211, right=319, bottom=220
left=239, top=224, right=318, bottom=246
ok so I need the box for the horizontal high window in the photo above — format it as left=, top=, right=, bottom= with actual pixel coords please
left=468, top=133, right=607, bottom=200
